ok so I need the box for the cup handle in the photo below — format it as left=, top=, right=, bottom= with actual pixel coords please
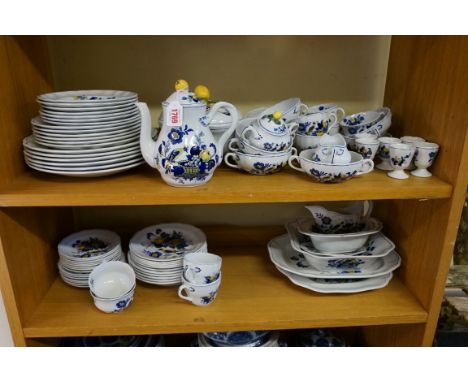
left=290, top=147, right=298, bottom=156
left=224, top=153, right=241, bottom=169
left=335, top=107, right=345, bottom=121
left=241, top=125, right=260, bottom=141
left=228, top=138, right=241, bottom=152
left=357, top=159, right=375, bottom=175
left=363, top=200, right=374, bottom=219
left=178, top=285, right=193, bottom=302
left=288, top=155, right=305, bottom=172
left=287, top=122, right=299, bottom=135
left=299, top=103, right=308, bottom=114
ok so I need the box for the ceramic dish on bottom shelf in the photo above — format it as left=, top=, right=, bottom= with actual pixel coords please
left=268, top=234, right=401, bottom=278
left=286, top=221, right=395, bottom=258
left=296, top=217, right=383, bottom=253
left=275, top=266, right=393, bottom=293
left=197, top=332, right=280, bottom=347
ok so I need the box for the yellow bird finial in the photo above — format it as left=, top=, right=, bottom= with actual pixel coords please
left=194, top=85, right=210, bottom=101
left=175, top=79, right=189, bottom=91
left=272, top=111, right=282, bottom=120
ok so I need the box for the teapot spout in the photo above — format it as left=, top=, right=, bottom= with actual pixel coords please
left=138, top=102, right=158, bottom=169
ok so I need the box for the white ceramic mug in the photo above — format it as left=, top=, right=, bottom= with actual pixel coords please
left=178, top=274, right=222, bottom=306
left=183, top=252, right=222, bottom=284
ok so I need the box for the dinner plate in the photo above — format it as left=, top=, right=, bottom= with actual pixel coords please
left=32, top=123, right=140, bottom=137
left=26, top=160, right=144, bottom=177
left=25, top=156, right=143, bottom=172
left=40, top=103, right=137, bottom=115
left=58, top=229, right=120, bottom=258
left=33, top=135, right=139, bottom=149
left=37, top=90, right=137, bottom=104
left=32, top=115, right=141, bottom=130
left=41, top=102, right=137, bottom=113
left=275, top=266, right=394, bottom=294
left=33, top=129, right=139, bottom=144
left=23, top=136, right=140, bottom=155
left=268, top=234, right=401, bottom=279
left=40, top=108, right=138, bottom=121
left=24, top=152, right=142, bottom=169
left=286, top=221, right=395, bottom=258
left=39, top=112, right=140, bottom=126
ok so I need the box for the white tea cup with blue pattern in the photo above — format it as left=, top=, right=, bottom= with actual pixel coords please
left=178, top=273, right=222, bottom=306
left=183, top=252, right=222, bottom=285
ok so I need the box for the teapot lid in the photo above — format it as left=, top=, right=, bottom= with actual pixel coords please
left=163, top=79, right=208, bottom=107
left=258, top=111, right=288, bottom=135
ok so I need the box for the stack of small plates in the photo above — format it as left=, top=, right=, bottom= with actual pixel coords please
left=268, top=219, right=401, bottom=293
left=23, top=90, right=144, bottom=177
left=57, top=229, right=124, bottom=288
left=195, top=331, right=283, bottom=347
left=128, top=223, right=207, bottom=286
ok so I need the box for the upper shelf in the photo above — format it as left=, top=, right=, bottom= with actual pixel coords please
left=0, top=166, right=452, bottom=207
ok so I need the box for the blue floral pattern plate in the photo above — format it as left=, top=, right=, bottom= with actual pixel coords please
left=286, top=221, right=395, bottom=258
left=268, top=234, right=401, bottom=279
left=58, top=229, right=120, bottom=258
left=129, top=223, right=207, bottom=261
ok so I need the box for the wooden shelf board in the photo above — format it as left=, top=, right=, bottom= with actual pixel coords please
left=0, top=167, right=452, bottom=207
left=23, top=246, right=427, bottom=338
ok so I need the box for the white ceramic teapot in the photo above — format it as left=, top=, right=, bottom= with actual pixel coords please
left=139, top=80, right=239, bottom=187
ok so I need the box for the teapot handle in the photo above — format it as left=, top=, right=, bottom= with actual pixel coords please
left=137, top=102, right=158, bottom=169
left=204, top=102, right=239, bottom=159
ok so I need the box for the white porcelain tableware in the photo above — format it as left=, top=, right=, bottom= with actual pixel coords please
left=268, top=234, right=401, bottom=279
left=297, top=111, right=337, bottom=136
left=377, top=137, right=401, bottom=170
left=240, top=112, right=296, bottom=152
left=140, top=80, right=239, bottom=187
left=296, top=217, right=383, bottom=253
left=293, top=133, right=320, bottom=152
left=314, top=133, right=351, bottom=164
left=263, top=98, right=307, bottom=122
left=340, top=110, right=382, bottom=135
left=37, top=90, right=138, bottom=106
left=286, top=221, right=395, bottom=259
left=228, top=137, right=293, bottom=156
left=304, top=201, right=373, bottom=234
left=203, top=331, right=270, bottom=346
left=355, top=137, right=379, bottom=160
left=224, top=148, right=296, bottom=175
left=183, top=252, right=222, bottom=285
left=275, top=266, right=393, bottom=294
left=411, top=141, right=440, bottom=177
left=288, top=149, right=374, bottom=183
left=307, top=103, right=345, bottom=120
left=400, top=136, right=425, bottom=146
left=387, top=143, right=415, bottom=179
left=178, top=274, right=221, bottom=306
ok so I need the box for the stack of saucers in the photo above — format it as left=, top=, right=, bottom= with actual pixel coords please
left=269, top=203, right=401, bottom=294
left=128, top=223, right=207, bottom=286
left=57, top=229, right=124, bottom=288
left=23, top=90, right=144, bottom=177
left=195, top=331, right=283, bottom=347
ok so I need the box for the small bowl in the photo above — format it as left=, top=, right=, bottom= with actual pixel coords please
left=296, top=217, right=383, bottom=253
left=263, top=98, right=307, bottom=122
left=340, top=107, right=391, bottom=137
left=288, top=149, right=374, bottom=183
left=293, top=133, right=320, bottom=152
left=301, top=252, right=378, bottom=272
left=88, top=260, right=136, bottom=299
left=224, top=148, right=296, bottom=175
left=90, top=287, right=135, bottom=313
left=229, top=137, right=292, bottom=155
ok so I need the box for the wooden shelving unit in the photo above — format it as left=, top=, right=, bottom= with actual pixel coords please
left=0, top=167, right=452, bottom=207
left=0, top=36, right=467, bottom=346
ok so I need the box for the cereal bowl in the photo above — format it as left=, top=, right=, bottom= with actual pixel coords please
left=288, top=149, right=374, bottom=183
left=293, top=133, right=320, bottom=152
left=263, top=98, right=308, bottom=122
left=229, top=137, right=292, bottom=155
left=88, top=260, right=135, bottom=298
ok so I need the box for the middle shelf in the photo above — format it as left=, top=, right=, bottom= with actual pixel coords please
left=23, top=242, right=427, bottom=338
left=0, top=166, right=453, bottom=207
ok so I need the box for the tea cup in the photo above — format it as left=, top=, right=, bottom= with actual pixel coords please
left=315, top=133, right=351, bottom=165
left=411, top=141, right=439, bottom=178
left=263, top=98, right=308, bottom=122
left=400, top=136, right=425, bottom=146
left=387, top=143, right=415, bottom=179
left=355, top=137, right=379, bottom=160
left=178, top=274, right=222, bottom=306
left=183, top=252, right=222, bottom=285
left=241, top=124, right=294, bottom=152
left=224, top=148, right=296, bottom=175
left=307, top=103, right=345, bottom=121
left=297, top=112, right=337, bottom=137
left=377, top=137, right=401, bottom=170
left=229, top=137, right=292, bottom=155
left=293, top=133, right=320, bottom=152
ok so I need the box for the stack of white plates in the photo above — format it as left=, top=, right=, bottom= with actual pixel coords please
left=57, top=229, right=124, bottom=288
left=269, top=232, right=400, bottom=294
left=23, top=90, right=144, bottom=177
left=128, top=223, right=207, bottom=286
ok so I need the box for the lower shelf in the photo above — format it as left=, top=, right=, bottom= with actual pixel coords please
left=23, top=245, right=428, bottom=338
